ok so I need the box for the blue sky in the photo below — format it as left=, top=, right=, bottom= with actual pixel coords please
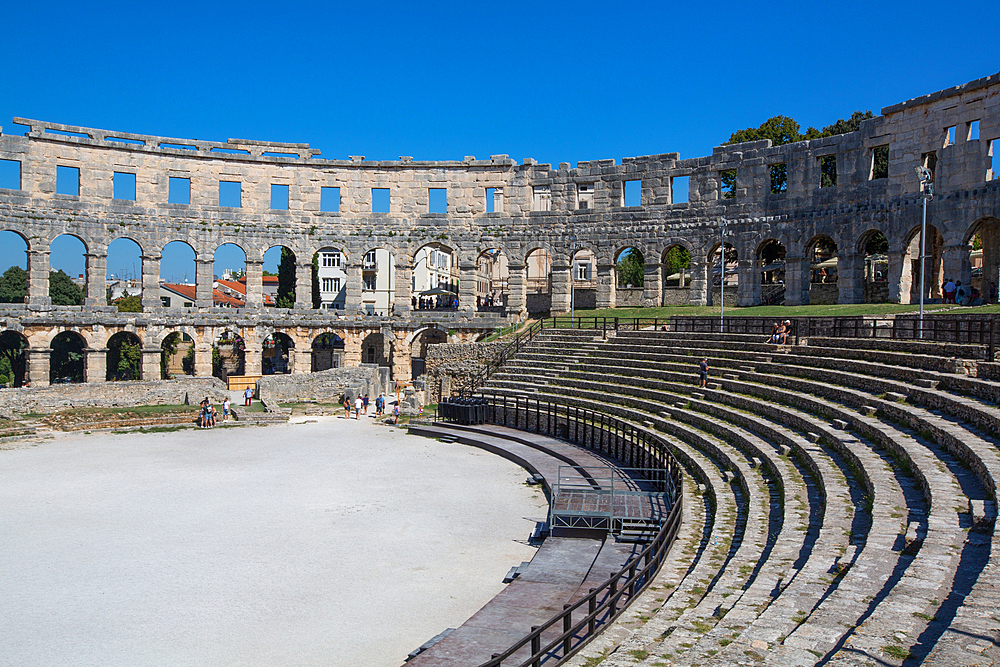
left=0, top=0, right=997, bottom=284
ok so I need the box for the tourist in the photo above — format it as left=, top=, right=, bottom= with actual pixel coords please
left=244, top=385, right=253, bottom=407
left=393, top=403, right=400, bottom=424
left=199, top=397, right=209, bottom=428
left=355, top=396, right=363, bottom=419
left=222, top=396, right=231, bottom=422
left=362, top=394, right=369, bottom=415
left=956, top=281, right=967, bottom=305
left=943, top=278, right=956, bottom=303
left=767, top=322, right=780, bottom=344
left=780, top=320, right=793, bottom=344
left=698, top=358, right=709, bottom=388
left=208, top=403, right=217, bottom=428
left=344, top=397, right=351, bottom=419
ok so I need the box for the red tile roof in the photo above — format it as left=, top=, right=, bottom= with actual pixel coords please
left=162, top=283, right=244, bottom=308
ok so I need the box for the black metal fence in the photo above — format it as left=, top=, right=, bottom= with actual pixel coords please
left=437, top=394, right=683, bottom=667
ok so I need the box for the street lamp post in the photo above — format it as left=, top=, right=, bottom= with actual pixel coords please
left=914, top=166, right=934, bottom=339
left=719, top=220, right=727, bottom=332
left=570, top=236, right=576, bottom=324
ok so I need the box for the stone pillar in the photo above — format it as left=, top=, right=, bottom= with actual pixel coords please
left=942, top=244, right=973, bottom=294
left=141, top=347, right=161, bottom=381
left=392, top=331, right=411, bottom=383
left=244, top=259, right=263, bottom=309
left=342, top=330, right=362, bottom=366
left=458, top=261, right=477, bottom=314
left=86, top=347, right=107, bottom=383
left=596, top=263, right=616, bottom=309
left=837, top=253, right=864, bottom=304
left=195, top=259, right=215, bottom=309
left=783, top=254, right=810, bottom=306
left=344, top=263, right=363, bottom=313
left=294, top=262, right=312, bottom=309
left=393, top=262, right=412, bottom=316
left=550, top=262, right=571, bottom=314
left=27, top=348, right=50, bottom=387
left=507, top=263, right=527, bottom=317
left=244, top=343, right=262, bottom=376
left=27, top=249, right=51, bottom=306
left=888, top=250, right=909, bottom=304
left=292, top=344, right=311, bottom=374
left=736, top=259, right=755, bottom=306
left=688, top=255, right=708, bottom=306
left=141, top=253, right=161, bottom=311
left=643, top=262, right=663, bottom=307
left=84, top=253, right=107, bottom=306
left=194, top=329, right=213, bottom=377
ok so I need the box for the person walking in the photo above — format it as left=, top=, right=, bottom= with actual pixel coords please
left=222, top=396, right=231, bottom=422
left=354, top=396, right=363, bottom=419
left=943, top=278, right=956, bottom=303
left=244, top=385, right=253, bottom=407
left=698, top=358, right=709, bottom=388
left=362, top=394, right=369, bottom=415
left=344, top=397, right=352, bottom=419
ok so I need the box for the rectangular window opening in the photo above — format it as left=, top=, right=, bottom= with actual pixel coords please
left=623, top=180, right=641, bottom=206
left=45, top=128, right=88, bottom=139
left=819, top=156, right=837, bottom=188
left=161, top=143, right=196, bottom=151
left=870, top=146, right=889, bottom=180
left=321, top=252, right=341, bottom=268
left=945, top=126, right=956, bottom=147
left=671, top=176, right=689, bottom=204
left=210, top=147, right=250, bottom=155
left=577, top=183, right=594, bottom=210
left=486, top=187, right=503, bottom=213
left=219, top=180, right=241, bottom=207
left=168, top=177, right=191, bottom=205
left=56, top=165, right=80, bottom=196
left=968, top=120, right=980, bottom=141
left=428, top=188, right=447, bottom=214
left=262, top=152, right=297, bottom=159
left=0, top=159, right=21, bottom=190
left=372, top=188, right=390, bottom=213
left=106, top=137, right=145, bottom=146
left=113, top=172, right=136, bottom=201
left=719, top=169, right=737, bottom=198
left=532, top=186, right=551, bottom=211
left=270, top=183, right=289, bottom=210
left=989, top=140, right=998, bottom=182
left=321, top=186, right=340, bottom=212
left=161, top=296, right=171, bottom=308
left=770, top=163, right=788, bottom=193
left=322, top=277, right=334, bottom=292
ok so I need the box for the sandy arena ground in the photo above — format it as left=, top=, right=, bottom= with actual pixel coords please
left=0, top=415, right=547, bottom=667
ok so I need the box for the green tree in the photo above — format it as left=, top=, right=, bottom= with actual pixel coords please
left=0, top=265, right=27, bottom=303
left=160, top=332, right=177, bottom=379
left=182, top=344, right=195, bottom=375
left=616, top=250, right=644, bottom=288
left=727, top=115, right=805, bottom=147
left=50, top=333, right=84, bottom=383
left=276, top=247, right=296, bottom=309
left=665, top=246, right=690, bottom=274
left=107, top=335, right=141, bottom=380
left=114, top=290, right=142, bottom=312
left=49, top=269, right=84, bottom=305
left=0, top=331, right=27, bottom=386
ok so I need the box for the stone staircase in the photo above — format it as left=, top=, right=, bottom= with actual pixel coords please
left=473, top=327, right=1000, bottom=666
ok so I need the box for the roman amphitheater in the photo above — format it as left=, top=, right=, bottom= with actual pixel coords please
left=1, top=71, right=999, bottom=667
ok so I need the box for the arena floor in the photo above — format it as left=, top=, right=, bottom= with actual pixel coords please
left=0, top=415, right=546, bottom=667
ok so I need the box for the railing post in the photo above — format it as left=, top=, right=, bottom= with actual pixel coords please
left=588, top=589, right=597, bottom=635
left=531, top=626, right=541, bottom=667
left=563, top=604, right=572, bottom=655
left=609, top=573, right=618, bottom=615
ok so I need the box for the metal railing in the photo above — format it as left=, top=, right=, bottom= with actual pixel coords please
left=437, top=394, right=683, bottom=667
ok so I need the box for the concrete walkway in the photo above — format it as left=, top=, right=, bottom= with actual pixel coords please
left=0, top=416, right=546, bottom=667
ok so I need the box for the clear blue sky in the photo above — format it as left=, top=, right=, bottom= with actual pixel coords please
left=0, top=0, right=996, bottom=283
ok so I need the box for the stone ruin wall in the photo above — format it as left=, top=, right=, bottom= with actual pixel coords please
left=256, top=365, right=383, bottom=407
left=423, top=341, right=507, bottom=404
left=0, top=376, right=227, bottom=415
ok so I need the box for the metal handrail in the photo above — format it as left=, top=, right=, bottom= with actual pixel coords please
left=438, top=394, right=683, bottom=667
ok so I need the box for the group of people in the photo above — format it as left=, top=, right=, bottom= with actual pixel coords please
left=412, top=295, right=458, bottom=310
left=942, top=279, right=997, bottom=306
left=342, top=392, right=400, bottom=423
left=199, top=396, right=231, bottom=428
left=766, top=320, right=793, bottom=345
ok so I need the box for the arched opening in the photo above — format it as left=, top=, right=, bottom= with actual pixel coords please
left=0, top=231, right=28, bottom=304
left=661, top=245, right=691, bottom=305
left=757, top=239, right=786, bottom=305
left=159, top=241, right=197, bottom=308
left=263, top=245, right=296, bottom=308
left=475, top=249, right=509, bottom=311
left=262, top=332, right=294, bottom=375
left=412, top=243, right=457, bottom=310
left=361, top=332, right=389, bottom=367
left=0, top=330, right=28, bottom=387
left=213, top=331, right=245, bottom=380
left=615, top=247, right=644, bottom=307
left=214, top=243, right=247, bottom=308
left=106, top=238, right=143, bottom=311
left=49, top=235, right=86, bottom=305
left=859, top=230, right=889, bottom=303
left=904, top=224, right=943, bottom=303
left=568, top=246, right=597, bottom=310
left=50, top=331, right=86, bottom=384
left=967, top=217, right=1000, bottom=304
left=311, top=333, right=344, bottom=371
left=807, top=236, right=839, bottom=305
left=315, top=247, right=347, bottom=311
left=160, top=332, right=194, bottom=379
left=106, top=331, right=143, bottom=381
left=708, top=242, right=738, bottom=307
left=361, top=247, right=395, bottom=316
left=525, top=248, right=552, bottom=315
left=410, top=327, right=447, bottom=379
